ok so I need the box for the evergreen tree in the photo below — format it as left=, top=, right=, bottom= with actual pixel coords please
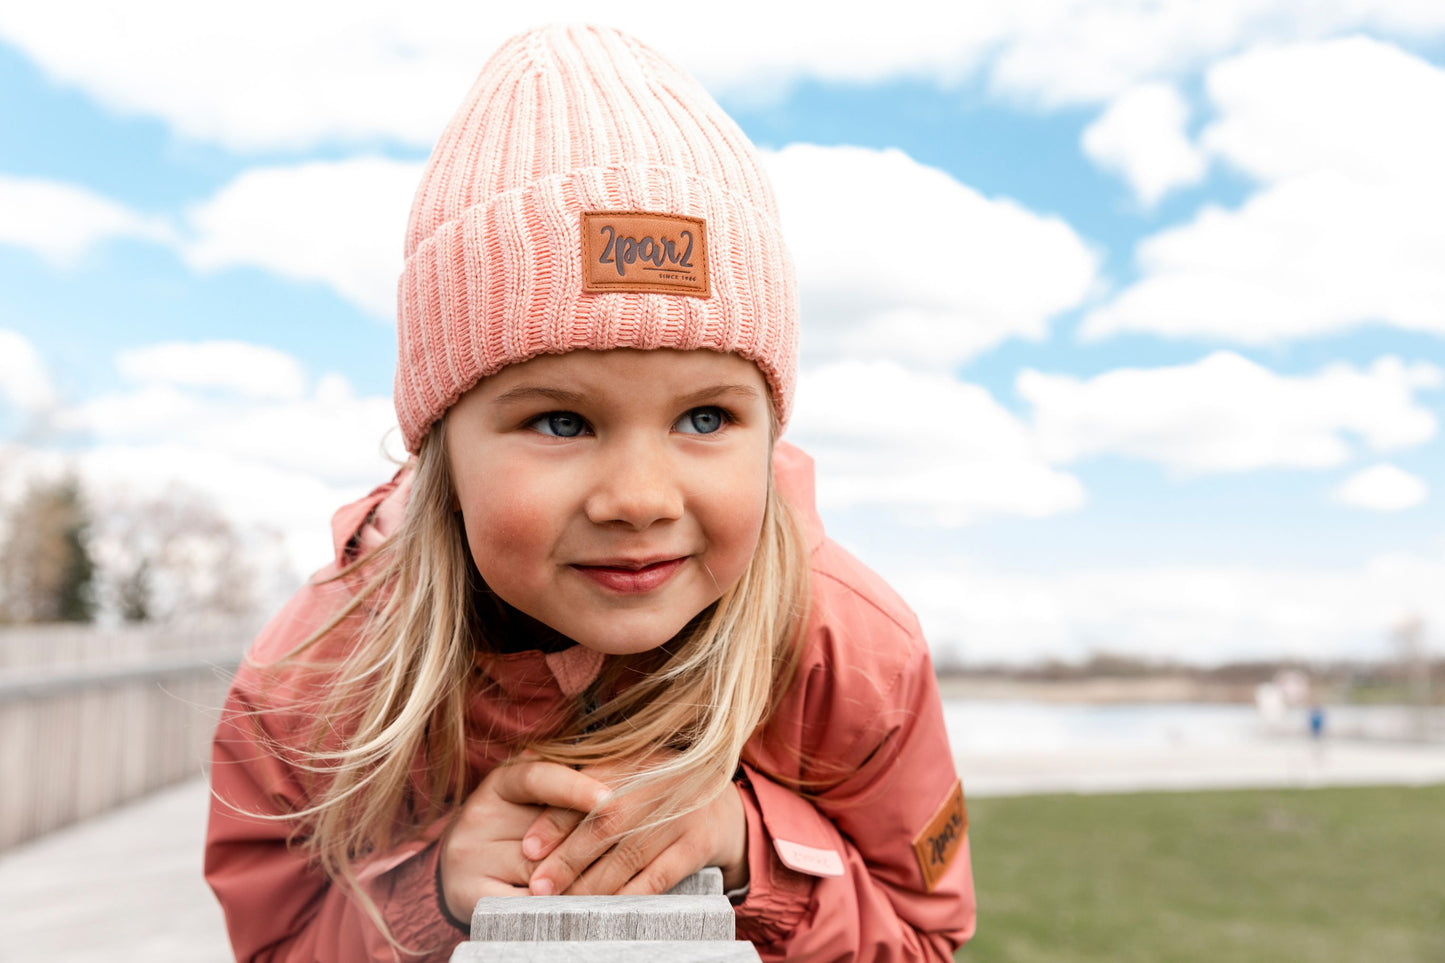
left=55, top=481, right=96, bottom=622
left=0, top=476, right=97, bottom=623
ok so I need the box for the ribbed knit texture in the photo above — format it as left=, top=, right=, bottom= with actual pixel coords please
left=395, top=25, right=798, bottom=453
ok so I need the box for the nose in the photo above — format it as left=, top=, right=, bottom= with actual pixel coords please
left=584, top=434, right=684, bottom=530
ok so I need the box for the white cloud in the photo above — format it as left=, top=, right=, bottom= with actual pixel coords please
left=766, top=144, right=1097, bottom=370
left=55, top=382, right=201, bottom=437
left=0, top=336, right=401, bottom=587
left=0, top=329, right=56, bottom=411
left=33, top=340, right=403, bottom=576
left=1201, top=35, right=1445, bottom=185
left=0, top=1, right=485, bottom=152
left=0, top=162, right=416, bottom=317
left=117, top=341, right=308, bottom=400
left=985, top=1, right=1445, bottom=107
left=891, top=552, right=1445, bottom=666
left=182, top=158, right=421, bottom=319
left=1019, top=352, right=1440, bottom=473
left=70, top=443, right=369, bottom=580
left=58, top=372, right=399, bottom=488
left=788, top=360, right=1085, bottom=526
left=1331, top=463, right=1428, bottom=512
left=1084, top=38, right=1445, bottom=343
left=0, top=174, right=172, bottom=265
left=1081, top=83, right=1207, bottom=206
left=4, top=3, right=1441, bottom=150
left=0, top=5, right=1000, bottom=150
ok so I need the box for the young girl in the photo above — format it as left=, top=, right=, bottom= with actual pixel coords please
left=205, top=24, right=975, bottom=962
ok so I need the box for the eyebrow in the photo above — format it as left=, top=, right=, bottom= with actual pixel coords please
left=490, top=386, right=587, bottom=407
left=490, top=382, right=762, bottom=407
left=678, top=383, right=763, bottom=406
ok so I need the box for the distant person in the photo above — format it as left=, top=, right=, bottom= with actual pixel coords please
left=203, top=25, right=974, bottom=963
left=1309, top=704, right=1326, bottom=740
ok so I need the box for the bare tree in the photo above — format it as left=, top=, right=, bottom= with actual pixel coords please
left=88, top=485, right=264, bottom=625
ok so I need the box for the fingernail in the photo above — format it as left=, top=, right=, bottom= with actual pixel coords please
left=531, top=878, right=554, bottom=897
left=522, top=836, right=542, bottom=859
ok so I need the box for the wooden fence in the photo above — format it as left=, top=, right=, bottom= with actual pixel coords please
left=0, top=623, right=251, bottom=851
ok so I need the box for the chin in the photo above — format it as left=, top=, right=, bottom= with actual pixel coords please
left=570, top=629, right=685, bottom=657
left=557, top=607, right=712, bottom=656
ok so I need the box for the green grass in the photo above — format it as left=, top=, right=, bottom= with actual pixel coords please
left=955, top=786, right=1445, bottom=963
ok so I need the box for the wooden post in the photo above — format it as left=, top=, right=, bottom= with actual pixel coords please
left=450, top=868, right=763, bottom=962
left=450, top=941, right=763, bottom=961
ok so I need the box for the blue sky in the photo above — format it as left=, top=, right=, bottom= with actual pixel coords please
left=2, top=3, right=1444, bottom=664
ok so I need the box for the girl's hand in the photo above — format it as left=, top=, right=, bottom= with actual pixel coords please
left=439, top=757, right=611, bottom=922
left=521, top=767, right=748, bottom=897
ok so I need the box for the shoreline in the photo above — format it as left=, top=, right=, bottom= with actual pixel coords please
left=935, top=674, right=1257, bottom=705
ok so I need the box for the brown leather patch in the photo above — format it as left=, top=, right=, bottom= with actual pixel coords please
left=581, top=211, right=710, bottom=297
left=912, top=779, right=967, bottom=893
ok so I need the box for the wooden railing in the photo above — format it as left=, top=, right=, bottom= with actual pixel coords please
left=0, top=624, right=250, bottom=851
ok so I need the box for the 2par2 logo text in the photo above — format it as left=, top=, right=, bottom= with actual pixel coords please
left=595, top=225, right=696, bottom=277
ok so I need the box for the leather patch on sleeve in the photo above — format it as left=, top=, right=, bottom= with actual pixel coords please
left=912, top=779, right=967, bottom=893
left=581, top=211, right=710, bottom=297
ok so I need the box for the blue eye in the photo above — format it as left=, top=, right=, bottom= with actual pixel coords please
left=531, top=411, right=589, bottom=437
left=676, top=406, right=727, bottom=434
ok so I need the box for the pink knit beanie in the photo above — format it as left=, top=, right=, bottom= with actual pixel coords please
left=394, top=25, right=799, bottom=453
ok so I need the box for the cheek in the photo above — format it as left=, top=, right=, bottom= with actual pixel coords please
left=455, top=459, right=559, bottom=572
left=472, top=501, right=548, bottom=547
left=463, top=508, right=535, bottom=571
left=704, top=460, right=771, bottom=581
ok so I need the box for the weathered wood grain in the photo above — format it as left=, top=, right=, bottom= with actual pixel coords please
left=451, top=939, right=763, bottom=961
left=667, top=866, right=723, bottom=896
left=470, top=893, right=735, bottom=941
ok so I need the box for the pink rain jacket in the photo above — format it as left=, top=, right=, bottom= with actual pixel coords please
left=205, top=443, right=976, bottom=961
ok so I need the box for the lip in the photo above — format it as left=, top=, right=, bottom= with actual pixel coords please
left=570, top=557, right=687, bottom=595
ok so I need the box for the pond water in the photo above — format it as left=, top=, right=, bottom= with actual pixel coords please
left=940, top=700, right=1439, bottom=754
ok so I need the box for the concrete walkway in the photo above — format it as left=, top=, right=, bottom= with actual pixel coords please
left=0, top=778, right=231, bottom=962
left=3, top=738, right=1444, bottom=962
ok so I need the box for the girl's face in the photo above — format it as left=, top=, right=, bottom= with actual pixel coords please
left=446, top=349, right=773, bottom=656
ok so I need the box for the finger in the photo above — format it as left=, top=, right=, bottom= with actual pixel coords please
left=440, top=839, right=539, bottom=919
left=452, top=797, right=543, bottom=844
left=527, top=804, right=634, bottom=896
left=549, top=820, right=680, bottom=896
left=578, top=822, right=704, bottom=896
left=615, top=842, right=707, bottom=897
left=563, top=832, right=656, bottom=896
left=489, top=841, right=542, bottom=889
left=490, top=760, right=611, bottom=813
left=522, top=806, right=586, bottom=861
left=477, top=880, right=532, bottom=898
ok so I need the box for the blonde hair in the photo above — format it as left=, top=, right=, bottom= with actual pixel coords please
left=251, top=413, right=810, bottom=946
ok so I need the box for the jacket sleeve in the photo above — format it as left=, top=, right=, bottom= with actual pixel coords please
left=203, top=565, right=467, bottom=963
left=732, top=595, right=976, bottom=961
left=205, top=676, right=468, bottom=962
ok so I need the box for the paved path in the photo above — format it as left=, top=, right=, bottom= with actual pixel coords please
left=0, top=778, right=230, bottom=963
left=3, top=738, right=1443, bottom=962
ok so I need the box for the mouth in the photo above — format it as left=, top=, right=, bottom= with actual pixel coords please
left=570, top=557, right=687, bottom=594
